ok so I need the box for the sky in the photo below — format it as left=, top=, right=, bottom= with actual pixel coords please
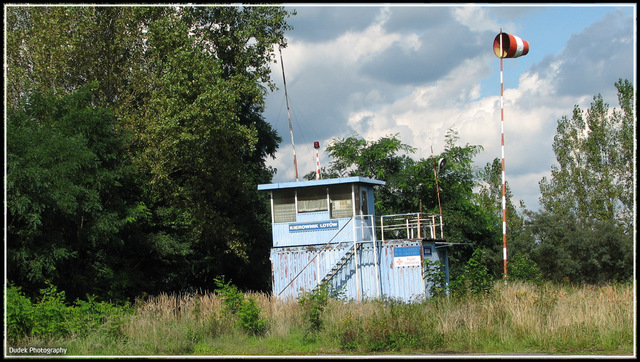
left=262, top=3, right=636, bottom=212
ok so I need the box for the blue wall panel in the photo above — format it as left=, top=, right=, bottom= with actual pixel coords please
left=271, top=240, right=448, bottom=302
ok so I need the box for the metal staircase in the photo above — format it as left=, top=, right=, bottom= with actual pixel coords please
left=312, top=243, right=362, bottom=293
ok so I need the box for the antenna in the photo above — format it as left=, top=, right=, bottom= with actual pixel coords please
left=279, top=46, right=299, bottom=181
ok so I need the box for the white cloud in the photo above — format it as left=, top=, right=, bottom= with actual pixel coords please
left=452, top=6, right=498, bottom=33
left=264, top=5, right=635, bottom=213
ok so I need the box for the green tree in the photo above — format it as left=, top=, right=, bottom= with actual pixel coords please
left=323, top=133, right=416, bottom=180
left=319, top=133, right=420, bottom=215
left=118, top=7, right=289, bottom=291
left=6, top=5, right=294, bottom=297
left=532, top=79, right=634, bottom=283
left=6, top=6, right=150, bottom=108
left=6, top=83, right=161, bottom=301
left=319, top=131, right=501, bottom=280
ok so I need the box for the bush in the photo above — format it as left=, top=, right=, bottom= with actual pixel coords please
left=450, top=249, right=494, bottom=298
left=297, top=282, right=330, bottom=334
left=6, top=282, right=132, bottom=342
left=6, top=283, right=34, bottom=342
left=237, top=297, right=267, bottom=336
left=509, top=253, right=543, bottom=284
left=31, top=283, right=70, bottom=339
left=214, top=276, right=244, bottom=314
left=423, top=259, right=447, bottom=298
left=214, top=276, right=268, bottom=336
left=68, top=295, right=132, bottom=338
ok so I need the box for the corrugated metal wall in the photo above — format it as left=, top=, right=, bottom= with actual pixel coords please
left=271, top=240, right=447, bottom=302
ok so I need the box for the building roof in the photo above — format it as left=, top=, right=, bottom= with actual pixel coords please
left=257, top=176, right=386, bottom=191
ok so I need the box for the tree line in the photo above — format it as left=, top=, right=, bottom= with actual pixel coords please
left=6, top=5, right=634, bottom=303
left=311, top=79, right=634, bottom=286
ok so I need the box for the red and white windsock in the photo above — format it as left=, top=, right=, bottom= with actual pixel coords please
left=494, top=29, right=529, bottom=280
left=493, top=32, right=529, bottom=58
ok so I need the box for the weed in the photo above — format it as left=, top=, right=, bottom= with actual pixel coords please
left=237, top=297, right=268, bottom=336
left=214, top=276, right=268, bottom=336
left=297, top=282, right=330, bottom=334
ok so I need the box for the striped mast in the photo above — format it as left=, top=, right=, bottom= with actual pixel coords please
left=314, top=141, right=321, bottom=180
left=493, top=29, right=529, bottom=280
left=499, top=29, right=508, bottom=279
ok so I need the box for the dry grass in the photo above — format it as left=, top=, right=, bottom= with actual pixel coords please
left=108, top=281, right=633, bottom=355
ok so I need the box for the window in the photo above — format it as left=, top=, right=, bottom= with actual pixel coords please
left=273, top=190, right=296, bottom=223
left=297, top=186, right=328, bottom=213
left=361, top=190, right=368, bottom=215
left=330, top=184, right=353, bottom=218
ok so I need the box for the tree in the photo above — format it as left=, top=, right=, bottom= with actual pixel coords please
left=6, top=6, right=150, bottom=108
left=477, top=158, right=538, bottom=279
left=6, top=5, right=294, bottom=297
left=319, top=131, right=505, bottom=279
left=117, top=7, right=288, bottom=292
left=532, top=79, right=635, bottom=283
left=538, top=79, right=634, bottom=229
left=320, top=133, right=420, bottom=215
left=6, top=83, right=164, bottom=301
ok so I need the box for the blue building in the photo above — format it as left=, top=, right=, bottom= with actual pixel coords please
left=258, top=176, right=451, bottom=302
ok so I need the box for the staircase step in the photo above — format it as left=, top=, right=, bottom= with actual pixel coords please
left=313, top=244, right=362, bottom=291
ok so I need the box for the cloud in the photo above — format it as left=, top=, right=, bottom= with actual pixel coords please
left=286, top=6, right=380, bottom=42
left=265, top=5, right=635, bottom=212
left=529, top=9, right=634, bottom=99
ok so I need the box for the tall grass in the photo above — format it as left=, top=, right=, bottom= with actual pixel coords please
left=6, top=281, right=635, bottom=356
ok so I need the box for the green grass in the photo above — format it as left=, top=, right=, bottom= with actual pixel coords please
left=6, top=281, right=635, bottom=356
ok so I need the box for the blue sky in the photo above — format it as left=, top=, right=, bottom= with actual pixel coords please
left=263, top=3, right=636, bottom=212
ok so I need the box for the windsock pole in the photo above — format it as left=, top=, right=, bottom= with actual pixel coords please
left=493, top=29, right=529, bottom=280
left=499, top=29, right=508, bottom=280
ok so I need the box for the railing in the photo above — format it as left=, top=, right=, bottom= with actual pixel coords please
left=312, top=215, right=379, bottom=298
left=379, top=212, right=444, bottom=241
left=278, top=215, right=379, bottom=299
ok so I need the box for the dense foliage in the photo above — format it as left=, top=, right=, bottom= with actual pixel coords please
left=7, top=84, right=149, bottom=301
left=6, top=5, right=293, bottom=301
left=532, top=79, right=635, bottom=283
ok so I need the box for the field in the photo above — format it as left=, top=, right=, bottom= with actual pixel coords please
left=6, top=281, right=635, bottom=357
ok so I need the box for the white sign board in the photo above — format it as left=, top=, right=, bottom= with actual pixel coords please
left=393, top=246, right=421, bottom=267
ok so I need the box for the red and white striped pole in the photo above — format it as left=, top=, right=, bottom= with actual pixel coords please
left=493, top=29, right=529, bottom=280
left=314, top=141, right=321, bottom=180
left=499, top=32, right=508, bottom=280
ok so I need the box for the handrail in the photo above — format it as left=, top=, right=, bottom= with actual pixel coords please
left=277, top=215, right=377, bottom=297
left=277, top=217, right=355, bottom=296
left=379, top=212, right=444, bottom=241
